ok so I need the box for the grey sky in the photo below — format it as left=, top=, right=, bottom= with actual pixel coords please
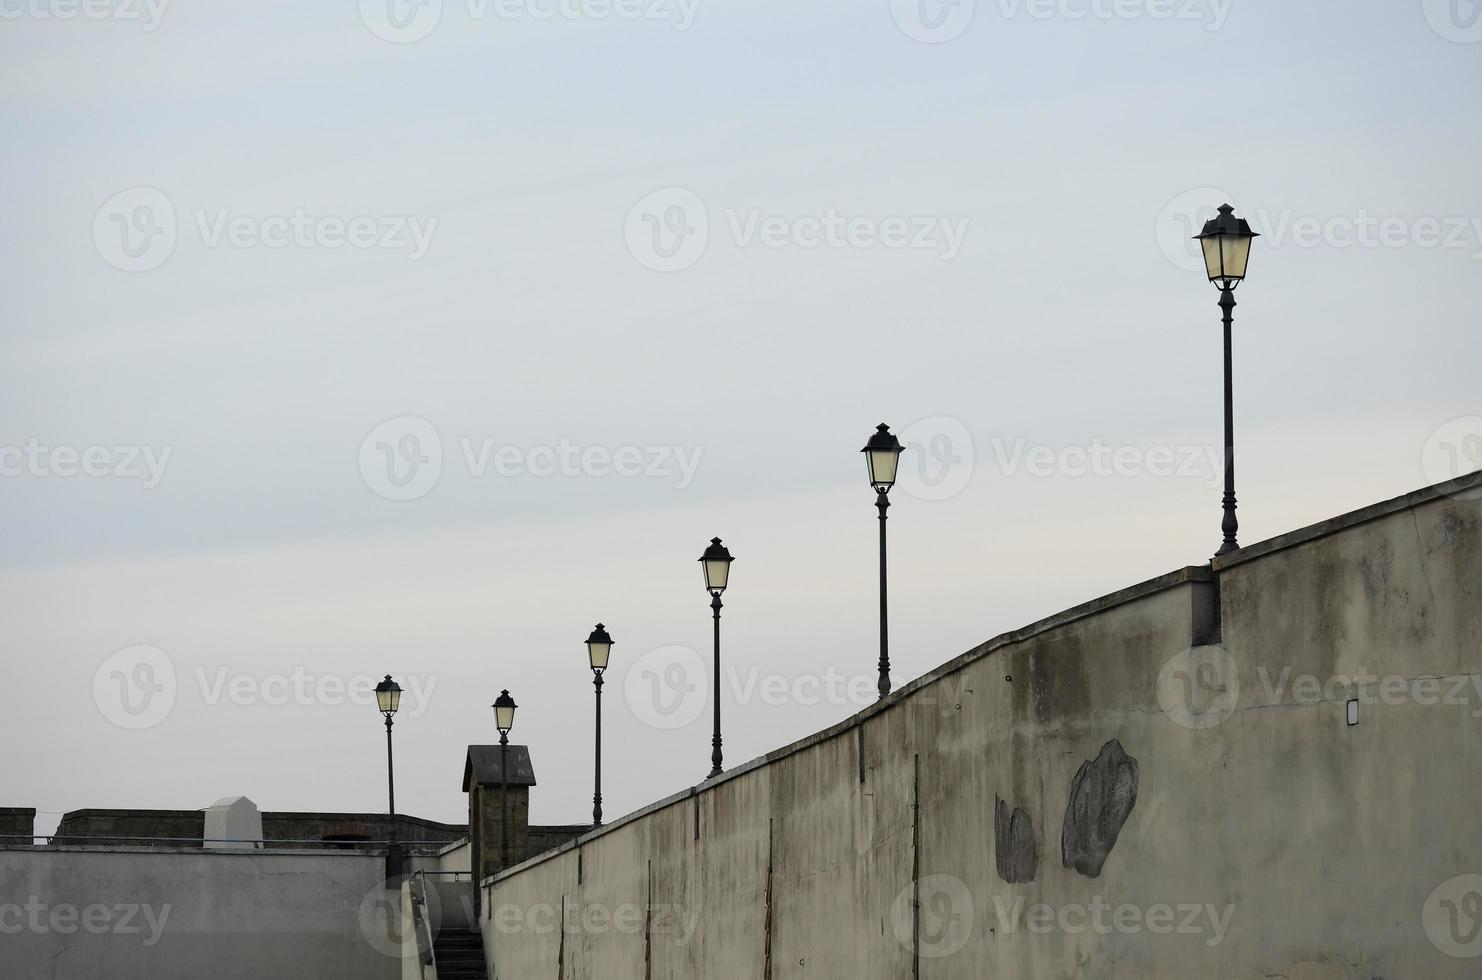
left=2, top=0, right=1478, bottom=834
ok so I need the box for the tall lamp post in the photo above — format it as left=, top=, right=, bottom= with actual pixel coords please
left=585, top=624, right=613, bottom=827
left=699, top=537, right=734, bottom=779
left=492, top=689, right=517, bottom=869
left=862, top=424, right=905, bottom=700
left=1194, top=204, right=1260, bottom=557
left=375, top=676, right=402, bottom=814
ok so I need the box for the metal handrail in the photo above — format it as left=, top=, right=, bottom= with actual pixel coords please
left=0, top=834, right=446, bottom=849
left=409, top=870, right=437, bottom=975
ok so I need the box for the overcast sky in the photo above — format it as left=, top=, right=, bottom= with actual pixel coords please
left=2, top=0, right=1479, bottom=835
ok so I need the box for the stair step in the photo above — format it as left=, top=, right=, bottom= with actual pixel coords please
left=432, top=927, right=488, bottom=979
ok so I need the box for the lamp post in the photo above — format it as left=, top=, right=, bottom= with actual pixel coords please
left=374, top=676, right=402, bottom=815
left=1194, top=204, right=1260, bottom=557
left=862, top=424, right=905, bottom=700
left=492, top=689, right=517, bottom=870
left=699, top=537, right=734, bottom=779
left=586, top=624, right=613, bottom=827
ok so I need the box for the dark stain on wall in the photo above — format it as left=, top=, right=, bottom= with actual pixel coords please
left=1061, top=739, right=1138, bottom=879
left=994, top=796, right=1038, bottom=884
left=1019, top=633, right=1092, bottom=726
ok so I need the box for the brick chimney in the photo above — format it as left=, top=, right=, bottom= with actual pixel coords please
left=462, top=745, right=536, bottom=889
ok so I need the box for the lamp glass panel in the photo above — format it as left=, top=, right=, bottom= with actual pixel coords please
left=1201, top=236, right=1225, bottom=280
left=588, top=640, right=611, bottom=671
left=703, top=558, right=731, bottom=592
left=1221, top=234, right=1252, bottom=280
left=376, top=686, right=400, bottom=714
left=495, top=704, right=516, bottom=732
left=867, top=448, right=901, bottom=488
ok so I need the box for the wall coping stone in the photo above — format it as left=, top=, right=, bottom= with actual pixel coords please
left=1212, top=471, right=1481, bottom=571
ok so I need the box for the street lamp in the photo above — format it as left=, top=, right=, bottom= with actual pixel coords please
left=374, top=676, right=402, bottom=815
left=699, top=537, right=734, bottom=779
left=862, top=423, right=905, bottom=700
left=585, top=624, right=613, bottom=827
left=1194, top=203, right=1260, bottom=557
left=492, top=689, right=517, bottom=869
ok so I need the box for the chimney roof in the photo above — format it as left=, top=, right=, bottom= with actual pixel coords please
left=462, top=745, right=537, bottom=792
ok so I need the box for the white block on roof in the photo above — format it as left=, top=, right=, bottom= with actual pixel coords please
left=203, top=796, right=263, bottom=849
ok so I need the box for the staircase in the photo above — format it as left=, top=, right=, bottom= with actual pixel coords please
left=431, top=928, right=488, bottom=980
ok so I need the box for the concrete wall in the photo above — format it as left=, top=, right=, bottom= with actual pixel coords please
left=51, top=809, right=465, bottom=850
left=0, top=809, right=36, bottom=842
left=436, top=839, right=471, bottom=875
left=480, top=476, right=1482, bottom=979
left=0, top=846, right=406, bottom=979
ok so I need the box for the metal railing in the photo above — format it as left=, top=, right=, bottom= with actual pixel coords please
left=0, top=834, right=423, bottom=850
left=409, top=870, right=438, bottom=977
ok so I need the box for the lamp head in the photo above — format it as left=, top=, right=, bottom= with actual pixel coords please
left=1194, top=203, right=1259, bottom=287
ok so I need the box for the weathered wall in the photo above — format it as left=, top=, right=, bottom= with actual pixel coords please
left=435, top=838, right=471, bottom=875
left=50, top=809, right=201, bottom=845
left=0, top=809, right=36, bottom=842
left=472, top=784, right=531, bottom=888
left=0, top=846, right=405, bottom=979
left=528, top=822, right=591, bottom=858
left=50, top=809, right=465, bottom=850
left=481, top=476, right=1482, bottom=979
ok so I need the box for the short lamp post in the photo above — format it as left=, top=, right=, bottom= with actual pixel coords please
left=585, top=624, right=613, bottom=827
left=374, top=676, right=402, bottom=815
left=862, top=424, right=905, bottom=700
left=699, top=537, right=734, bottom=779
left=1194, top=204, right=1260, bottom=557
left=492, top=689, right=517, bottom=870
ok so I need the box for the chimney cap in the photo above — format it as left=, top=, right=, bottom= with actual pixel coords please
left=462, top=744, right=537, bottom=792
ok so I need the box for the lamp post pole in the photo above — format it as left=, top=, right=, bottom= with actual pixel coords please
left=876, top=486, right=891, bottom=700
left=499, top=731, right=509, bottom=870
left=1218, top=285, right=1239, bottom=556
left=374, top=675, right=403, bottom=879
left=699, top=538, right=734, bottom=780
left=862, top=424, right=905, bottom=700
left=384, top=714, right=396, bottom=816
left=1193, top=203, right=1259, bottom=559
left=593, top=671, right=603, bottom=826
left=375, top=676, right=402, bottom=815
left=585, top=625, right=613, bottom=826
left=492, top=689, right=517, bottom=872
left=709, top=590, right=723, bottom=779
